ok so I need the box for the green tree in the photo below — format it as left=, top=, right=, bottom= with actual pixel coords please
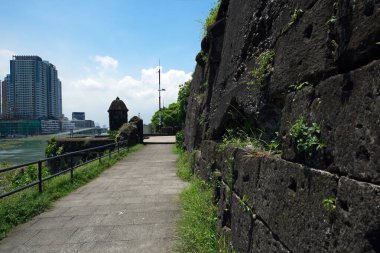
left=151, top=80, right=191, bottom=129
left=151, top=103, right=181, bottom=128
left=178, top=81, right=191, bottom=125
left=45, top=138, right=64, bottom=158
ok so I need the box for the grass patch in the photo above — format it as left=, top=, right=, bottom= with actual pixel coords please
left=175, top=178, right=218, bottom=252
left=173, top=147, right=235, bottom=252
left=0, top=144, right=144, bottom=239
left=174, top=147, right=192, bottom=182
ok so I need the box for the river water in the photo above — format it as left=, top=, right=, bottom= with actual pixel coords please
left=0, top=136, right=51, bottom=166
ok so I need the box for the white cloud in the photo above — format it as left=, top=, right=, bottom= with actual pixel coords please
left=62, top=65, right=192, bottom=127
left=94, top=55, right=118, bottom=69
left=76, top=78, right=104, bottom=89
left=0, top=49, right=15, bottom=78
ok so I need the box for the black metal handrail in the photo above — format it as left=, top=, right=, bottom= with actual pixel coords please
left=0, top=140, right=129, bottom=199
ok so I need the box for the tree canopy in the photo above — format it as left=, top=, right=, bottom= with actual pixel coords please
left=151, top=80, right=191, bottom=128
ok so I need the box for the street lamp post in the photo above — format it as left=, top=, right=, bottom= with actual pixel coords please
left=158, top=63, right=166, bottom=132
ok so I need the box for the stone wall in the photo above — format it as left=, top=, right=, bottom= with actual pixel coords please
left=193, top=141, right=380, bottom=252
left=184, top=0, right=380, bottom=252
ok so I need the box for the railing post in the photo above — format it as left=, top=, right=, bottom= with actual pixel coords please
left=117, top=142, right=120, bottom=153
left=70, top=155, right=73, bottom=181
left=38, top=161, right=43, bottom=193
left=98, top=152, right=101, bottom=163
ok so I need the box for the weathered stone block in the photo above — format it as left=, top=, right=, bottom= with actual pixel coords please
left=215, top=145, right=238, bottom=187
left=332, top=177, right=380, bottom=253
left=230, top=194, right=253, bottom=252
left=217, top=182, right=231, bottom=229
left=200, top=140, right=218, bottom=164
left=194, top=157, right=209, bottom=181
left=250, top=220, right=290, bottom=253
left=233, top=148, right=263, bottom=197
left=335, top=0, right=380, bottom=71
left=272, top=0, right=337, bottom=94
left=233, top=152, right=339, bottom=252
left=281, top=60, right=380, bottom=183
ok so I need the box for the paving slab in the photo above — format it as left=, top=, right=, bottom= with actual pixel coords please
left=0, top=144, right=187, bottom=253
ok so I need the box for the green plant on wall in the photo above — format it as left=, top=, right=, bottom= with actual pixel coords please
left=288, top=8, right=304, bottom=27
left=322, top=197, right=337, bottom=223
left=322, top=197, right=336, bottom=213
left=326, top=0, right=340, bottom=30
left=267, top=132, right=281, bottom=154
left=201, top=51, right=209, bottom=64
left=289, top=116, right=326, bottom=156
left=202, top=0, right=221, bottom=37
left=238, top=195, right=252, bottom=213
left=288, top=81, right=311, bottom=92
left=248, top=50, right=275, bottom=89
left=328, top=39, right=339, bottom=56
left=325, top=16, right=337, bottom=29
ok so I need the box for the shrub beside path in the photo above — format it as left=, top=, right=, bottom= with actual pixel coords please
left=0, top=144, right=187, bottom=253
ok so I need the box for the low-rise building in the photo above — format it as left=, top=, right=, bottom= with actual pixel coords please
left=72, top=112, right=85, bottom=120
left=71, top=120, right=95, bottom=129
left=0, top=120, right=41, bottom=136
left=61, top=121, right=75, bottom=132
left=41, top=120, right=60, bottom=134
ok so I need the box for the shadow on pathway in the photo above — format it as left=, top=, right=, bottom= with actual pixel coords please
left=0, top=144, right=187, bottom=253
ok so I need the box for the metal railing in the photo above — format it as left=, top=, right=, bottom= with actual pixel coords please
left=0, top=140, right=129, bottom=199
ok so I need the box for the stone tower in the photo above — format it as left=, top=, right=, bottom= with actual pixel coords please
left=108, top=97, right=129, bottom=131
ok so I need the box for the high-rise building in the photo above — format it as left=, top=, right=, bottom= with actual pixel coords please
left=0, top=80, right=2, bottom=117
left=1, top=75, right=10, bottom=119
left=8, top=56, right=62, bottom=120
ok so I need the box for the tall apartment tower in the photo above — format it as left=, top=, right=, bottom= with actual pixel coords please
left=0, top=79, right=2, bottom=117
left=9, top=56, right=62, bottom=119
left=1, top=75, right=10, bottom=119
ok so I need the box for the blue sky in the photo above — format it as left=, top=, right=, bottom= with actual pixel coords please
left=0, top=0, right=216, bottom=126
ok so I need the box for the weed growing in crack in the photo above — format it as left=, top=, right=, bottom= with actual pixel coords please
left=325, top=16, right=337, bottom=29
left=247, top=50, right=275, bottom=90
left=288, top=81, right=311, bottom=92
left=322, top=197, right=336, bottom=213
left=288, top=8, right=304, bottom=27
left=290, top=116, right=326, bottom=157
left=322, top=197, right=337, bottom=223
left=238, top=195, right=252, bottom=213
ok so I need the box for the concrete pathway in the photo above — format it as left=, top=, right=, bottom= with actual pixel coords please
left=0, top=144, right=187, bottom=253
left=143, top=136, right=175, bottom=144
